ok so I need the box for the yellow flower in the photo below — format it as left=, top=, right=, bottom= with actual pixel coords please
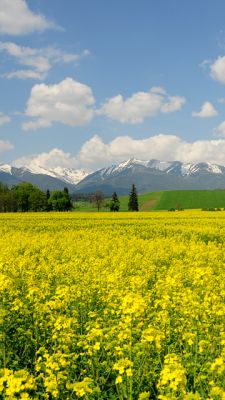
left=138, top=392, right=150, bottom=400
left=73, top=378, right=93, bottom=397
left=93, top=342, right=100, bottom=351
left=115, top=376, right=123, bottom=384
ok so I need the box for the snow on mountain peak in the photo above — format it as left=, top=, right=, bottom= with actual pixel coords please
left=180, top=162, right=223, bottom=176
left=99, top=158, right=225, bottom=179
left=50, top=167, right=88, bottom=184
left=205, top=163, right=222, bottom=174
left=1, top=158, right=225, bottom=190
left=105, top=158, right=150, bottom=175
left=22, top=164, right=89, bottom=185
left=114, top=158, right=136, bottom=170
left=0, top=163, right=12, bottom=174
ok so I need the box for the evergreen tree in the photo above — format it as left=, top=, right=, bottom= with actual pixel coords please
left=128, top=184, right=139, bottom=211
left=110, top=192, right=120, bottom=211
left=46, top=189, right=53, bottom=211
left=63, top=187, right=73, bottom=211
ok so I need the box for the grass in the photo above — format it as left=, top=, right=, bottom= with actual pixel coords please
left=73, top=200, right=99, bottom=212
left=73, top=192, right=163, bottom=212
left=73, top=190, right=225, bottom=212
left=153, top=190, right=225, bottom=210
left=119, top=191, right=162, bottom=211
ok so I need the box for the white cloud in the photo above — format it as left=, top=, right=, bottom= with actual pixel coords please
left=15, top=134, right=225, bottom=171
left=4, top=70, right=47, bottom=80
left=22, top=119, right=52, bottom=131
left=0, top=112, right=10, bottom=126
left=192, top=101, right=218, bottom=118
left=0, top=0, right=56, bottom=35
left=78, top=135, right=112, bottom=166
left=77, top=134, right=183, bottom=167
left=0, top=42, right=89, bottom=80
left=161, top=96, right=186, bottom=113
left=215, top=121, right=225, bottom=137
left=77, top=134, right=225, bottom=168
left=0, top=139, right=14, bottom=152
left=210, top=55, right=225, bottom=84
left=22, top=78, right=95, bottom=130
left=14, top=148, right=76, bottom=169
left=98, top=87, right=185, bottom=123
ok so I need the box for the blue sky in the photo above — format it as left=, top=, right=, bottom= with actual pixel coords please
left=2, top=0, right=225, bottom=170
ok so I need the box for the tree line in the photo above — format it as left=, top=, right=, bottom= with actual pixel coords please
left=0, top=182, right=72, bottom=212
left=0, top=181, right=139, bottom=212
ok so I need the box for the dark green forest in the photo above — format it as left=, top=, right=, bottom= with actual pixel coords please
left=0, top=182, right=73, bottom=212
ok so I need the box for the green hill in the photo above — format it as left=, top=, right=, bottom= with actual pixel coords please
left=119, top=191, right=161, bottom=211
left=74, top=190, right=225, bottom=211
left=120, top=190, right=225, bottom=211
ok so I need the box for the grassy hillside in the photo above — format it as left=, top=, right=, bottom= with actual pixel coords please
left=119, top=191, right=162, bottom=211
left=74, top=190, right=225, bottom=211
left=120, top=190, right=225, bottom=211
left=153, top=190, right=225, bottom=210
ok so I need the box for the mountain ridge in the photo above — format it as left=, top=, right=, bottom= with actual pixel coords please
left=1, top=158, right=225, bottom=193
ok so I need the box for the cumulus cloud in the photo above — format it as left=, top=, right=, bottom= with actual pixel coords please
left=77, top=135, right=184, bottom=167
left=0, top=139, right=14, bottom=152
left=210, top=55, right=225, bottom=84
left=22, top=78, right=95, bottom=130
left=14, top=134, right=225, bottom=171
left=192, top=101, right=218, bottom=118
left=0, top=112, right=11, bottom=126
left=14, top=148, right=76, bottom=169
left=98, top=87, right=186, bottom=123
left=77, top=134, right=225, bottom=168
left=0, top=42, right=89, bottom=80
left=0, top=0, right=56, bottom=35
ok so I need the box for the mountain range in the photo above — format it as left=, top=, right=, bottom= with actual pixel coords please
left=1, top=158, right=225, bottom=194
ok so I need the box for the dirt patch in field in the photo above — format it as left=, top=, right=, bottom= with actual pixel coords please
left=140, top=199, right=157, bottom=211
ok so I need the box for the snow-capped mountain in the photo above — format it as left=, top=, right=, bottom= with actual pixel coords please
left=2, top=158, right=225, bottom=194
left=97, top=158, right=225, bottom=177
left=0, top=162, right=89, bottom=190
left=148, top=160, right=224, bottom=176
left=21, top=165, right=88, bottom=185
left=76, top=158, right=225, bottom=194
left=0, top=162, right=12, bottom=174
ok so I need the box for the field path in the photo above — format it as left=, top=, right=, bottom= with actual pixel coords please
left=140, top=198, right=157, bottom=210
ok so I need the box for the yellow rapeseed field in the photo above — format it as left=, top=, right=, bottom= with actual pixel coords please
left=0, top=211, right=225, bottom=399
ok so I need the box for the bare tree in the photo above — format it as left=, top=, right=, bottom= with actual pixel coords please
left=92, top=190, right=104, bottom=211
